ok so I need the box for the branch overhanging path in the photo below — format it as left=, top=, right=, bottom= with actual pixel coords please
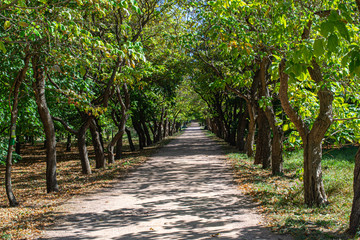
left=41, top=123, right=291, bottom=240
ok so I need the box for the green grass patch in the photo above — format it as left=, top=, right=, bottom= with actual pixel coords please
left=227, top=146, right=358, bottom=239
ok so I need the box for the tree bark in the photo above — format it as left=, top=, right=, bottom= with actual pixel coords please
left=32, top=55, right=59, bottom=193
left=115, top=134, right=124, bottom=159
left=90, top=118, right=105, bottom=168
left=245, top=102, right=257, bottom=157
left=236, top=110, right=247, bottom=152
left=77, top=120, right=92, bottom=174
left=66, top=133, right=72, bottom=152
left=259, top=56, right=284, bottom=174
left=132, top=118, right=145, bottom=149
left=254, top=108, right=271, bottom=168
left=5, top=53, right=30, bottom=206
left=125, top=128, right=135, bottom=151
left=107, top=84, right=130, bottom=163
left=279, top=58, right=332, bottom=206
left=349, top=147, right=360, bottom=235
left=141, top=120, right=152, bottom=146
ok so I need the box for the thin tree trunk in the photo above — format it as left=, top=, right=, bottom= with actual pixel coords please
left=77, top=120, right=91, bottom=174
left=245, top=102, right=256, bottom=157
left=163, top=117, right=168, bottom=138
left=90, top=119, right=105, bottom=168
left=32, top=55, right=59, bottom=193
left=5, top=53, right=30, bottom=206
left=107, top=84, right=130, bottom=163
left=259, top=56, right=284, bottom=174
left=125, top=127, right=135, bottom=151
left=236, top=110, right=247, bottom=152
left=66, top=133, right=71, bottom=152
left=141, top=120, right=152, bottom=146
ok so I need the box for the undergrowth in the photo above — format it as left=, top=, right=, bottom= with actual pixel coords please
left=227, top=146, right=357, bottom=239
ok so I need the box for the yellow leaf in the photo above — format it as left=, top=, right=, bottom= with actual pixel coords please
left=4, top=21, right=11, bottom=30
left=245, top=43, right=252, bottom=48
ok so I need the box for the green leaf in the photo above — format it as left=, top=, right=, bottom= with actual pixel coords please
left=335, top=21, right=350, bottom=41
left=313, top=38, right=325, bottom=57
left=327, top=33, right=338, bottom=53
left=0, top=42, right=6, bottom=54
left=320, top=21, right=334, bottom=37
left=4, top=21, right=11, bottom=30
left=80, top=66, right=86, bottom=77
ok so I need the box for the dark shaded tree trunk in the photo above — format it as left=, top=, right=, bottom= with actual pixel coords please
left=132, top=118, right=145, bottom=149
left=236, top=110, right=248, bottom=152
left=66, top=133, right=72, bottom=152
left=140, top=114, right=152, bottom=146
left=15, top=136, right=21, bottom=155
left=125, top=128, right=135, bottom=151
left=32, top=55, right=59, bottom=193
left=254, top=109, right=271, bottom=168
left=115, top=134, right=123, bottom=159
left=157, top=108, right=165, bottom=141
left=349, top=148, right=360, bottom=235
left=90, top=119, right=105, bottom=168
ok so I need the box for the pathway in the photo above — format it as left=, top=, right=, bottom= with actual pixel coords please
left=40, top=123, right=290, bottom=240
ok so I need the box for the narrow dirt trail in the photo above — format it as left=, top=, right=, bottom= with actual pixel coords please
left=41, top=123, right=290, bottom=240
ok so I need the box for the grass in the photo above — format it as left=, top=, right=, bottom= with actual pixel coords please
left=226, top=146, right=357, bottom=240
left=0, top=131, right=182, bottom=239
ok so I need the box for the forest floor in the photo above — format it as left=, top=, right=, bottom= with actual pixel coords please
left=37, top=123, right=291, bottom=240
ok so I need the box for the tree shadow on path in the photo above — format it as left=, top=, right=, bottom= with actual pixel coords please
left=40, top=123, right=291, bottom=240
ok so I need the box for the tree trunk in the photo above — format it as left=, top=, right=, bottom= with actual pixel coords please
left=245, top=102, right=256, bottom=157
left=254, top=109, right=271, bottom=168
left=141, top=120, right=152, bottom=146
left=108, top=127, right=126, bottom=163
left=163, top=117, right=168, bottom=138
left=259, top=56, right=284, bottom=174
left=349, top=147, right=360, bottom=235
left=133, top=119, right=145, bottom=149
left=271, top=126, right=284, bottom=175
left=125, top=128, right=135, bottom=151
left=90, top=119, right=105, bottom=168
left=107, top=84, right=130, bottom=163
left=236, top=111, right=247, bottom=152
left=32, top=55, right=59, bottom=193
left=115, top=133, right=123, bottom=159
left=77, top=121, right=91, bottom=174
left=5, top=54, right=30, bottom=206
left=279, top=58, right=332, bottom=206
left=303, top=137, right=327, bottom=205
left=15, top=136, right=21, bottom=155
left=66, top=133, right=72, bottom=152
left=158, top=108, right=165, bottom=141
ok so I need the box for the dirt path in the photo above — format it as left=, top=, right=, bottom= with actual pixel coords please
left=40, top=123, right=290, bottom=240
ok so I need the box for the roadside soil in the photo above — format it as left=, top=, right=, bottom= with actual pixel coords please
left=40, top=123, right=291, bottom=240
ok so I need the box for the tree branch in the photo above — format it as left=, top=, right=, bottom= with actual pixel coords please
left=52, top=116, right=78, bottom=135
